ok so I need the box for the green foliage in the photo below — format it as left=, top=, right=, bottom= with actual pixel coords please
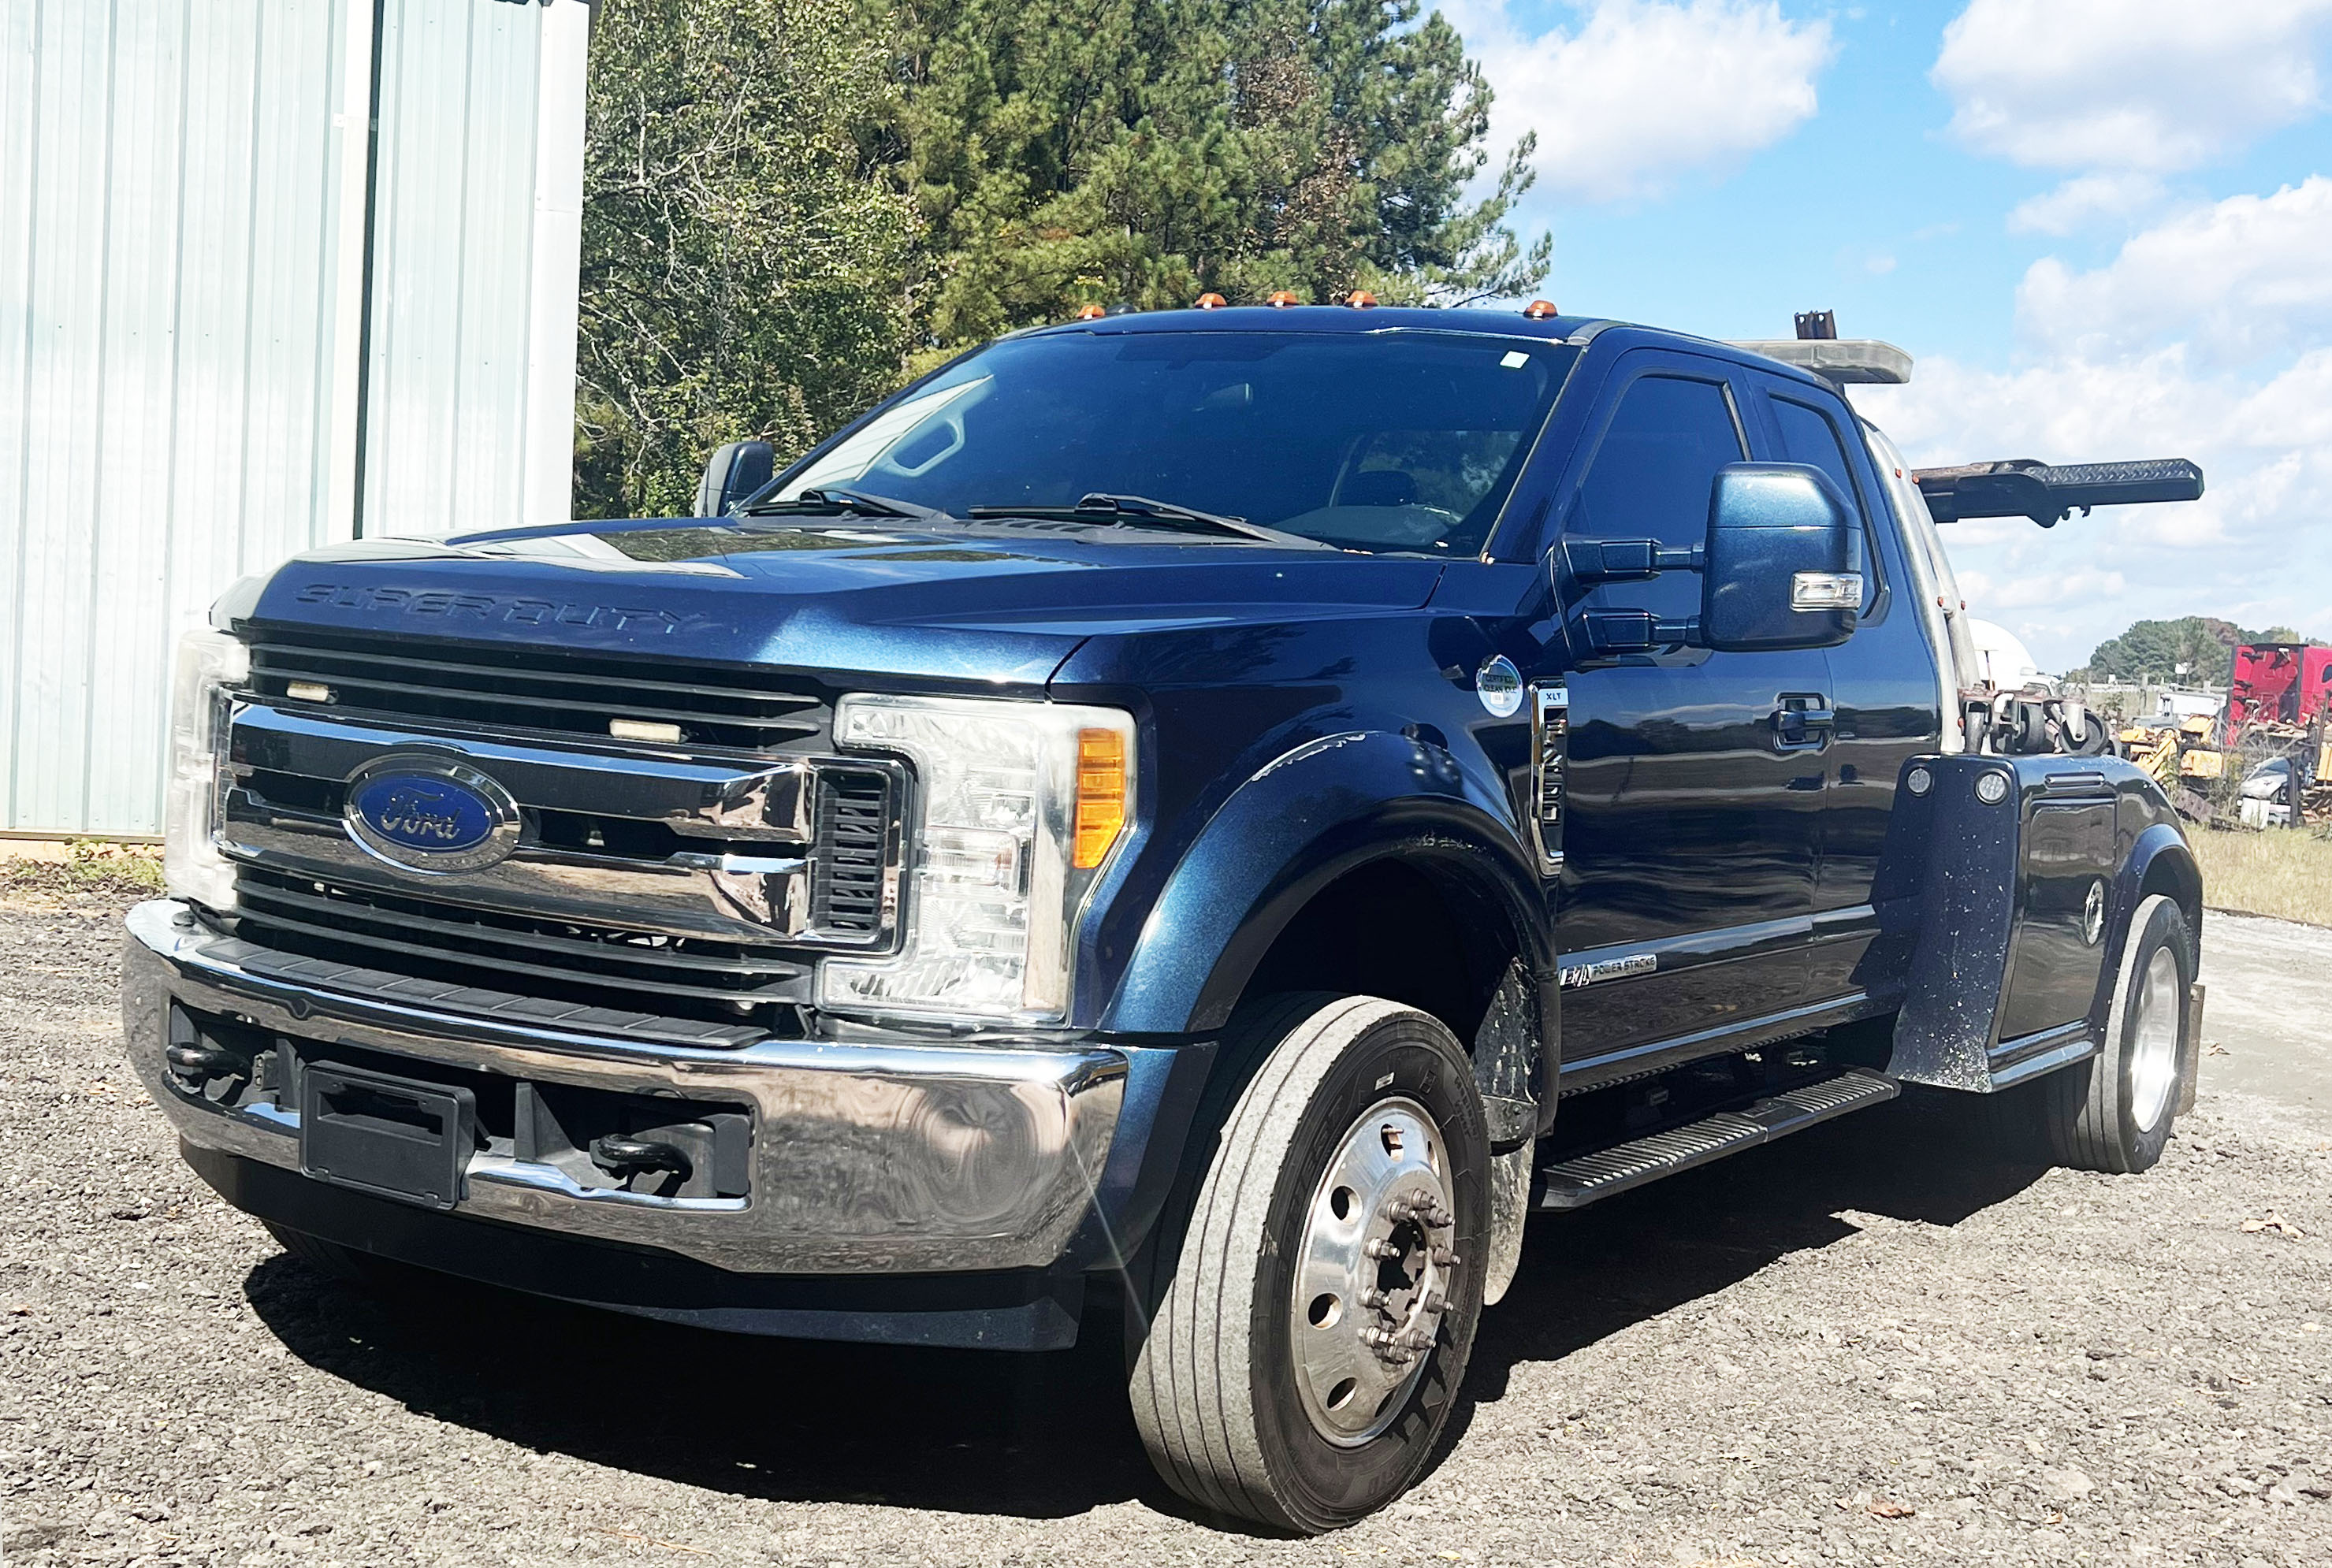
left=897, top=0, right=1547, bottom=343
left=574, top=0, right=921, bottom=519
left=2084, top=616, right=2316, bottom=683
left=573, top=0, right=1548, bottom=515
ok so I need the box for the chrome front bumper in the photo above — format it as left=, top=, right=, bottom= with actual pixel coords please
left=122, top=900, right=1127, bottom=1274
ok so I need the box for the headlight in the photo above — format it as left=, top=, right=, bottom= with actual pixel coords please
left=163, top=627, right=248, bottom=910
left=817, top=694, right=1135, bottom=1026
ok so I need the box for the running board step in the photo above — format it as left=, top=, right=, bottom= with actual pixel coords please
left=1537, top=1069, right=1899, bottom=1211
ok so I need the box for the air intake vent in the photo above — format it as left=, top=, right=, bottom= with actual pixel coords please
left=245, top=629, right=829, bottom=753
left=811, top=769, right=894, bottom=936
left=229, top=867, right=811, bottom=1035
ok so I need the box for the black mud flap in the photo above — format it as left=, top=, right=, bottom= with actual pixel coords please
left=1885, top=754, right=2135, bottom=1093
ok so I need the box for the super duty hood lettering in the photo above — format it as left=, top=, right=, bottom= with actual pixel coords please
left=292, top=582, right=713, bottom=636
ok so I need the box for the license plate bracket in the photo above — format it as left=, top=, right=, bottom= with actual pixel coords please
left=299, top=1061, right=475, bottom=1211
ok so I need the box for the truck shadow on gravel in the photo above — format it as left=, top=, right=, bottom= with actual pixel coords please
left=239, top=1092, right=2045, bottom=1525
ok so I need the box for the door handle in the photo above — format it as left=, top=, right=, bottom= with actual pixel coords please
left=1772, top=696, right=1835, bottom=752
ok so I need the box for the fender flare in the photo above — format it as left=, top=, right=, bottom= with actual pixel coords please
left=2117, top=820, right=2203, bottom=957
left=1100, top=730, right=1557, bottom=1113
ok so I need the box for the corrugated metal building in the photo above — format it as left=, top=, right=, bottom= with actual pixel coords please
left=1, top=0, right=590, bottom=837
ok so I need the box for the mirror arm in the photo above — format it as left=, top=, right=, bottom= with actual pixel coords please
left=1582, top=610, right=1702, bottom=655
left=1562, top=537, right=1705, bottom=585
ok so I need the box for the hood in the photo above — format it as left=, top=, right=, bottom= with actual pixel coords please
left=240, top=520, right=1445, bottom=690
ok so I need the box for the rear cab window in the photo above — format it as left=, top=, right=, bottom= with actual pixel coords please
left=1767, top=393, right=1887, bottom=616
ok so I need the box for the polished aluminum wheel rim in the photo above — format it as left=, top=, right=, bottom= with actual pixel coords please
left=2129, top=947, right=2181, bottom=1134
left=1289, top=1096, right=1460, bottom=1447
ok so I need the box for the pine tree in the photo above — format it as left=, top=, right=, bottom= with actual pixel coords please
left=893, top=0, right=1546, bottom=347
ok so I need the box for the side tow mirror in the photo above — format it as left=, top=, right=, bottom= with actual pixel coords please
left=696, top=440, right=775, bottom=517
left=1700, top=463, right=1862, bottom=652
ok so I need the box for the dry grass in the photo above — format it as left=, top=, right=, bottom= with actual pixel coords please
left=2186, top=823, right=2332, bottom=928
left=0, top=838, right=165, bottom=905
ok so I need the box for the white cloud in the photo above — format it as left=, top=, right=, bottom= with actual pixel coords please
left=1456, top=0, right=1834, bottom=203
left=1934, top=0, right=2332, bottom=175
left=2018, top=178, right=2332, bottom=365
left=1851, top=184, right=2332, bottom=670
left=2006, top=173, right=2165, bottom=236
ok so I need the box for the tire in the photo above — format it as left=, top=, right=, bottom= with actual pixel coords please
left=2040, top=892, right=2194, bottom=1174
left=1127, top=993, right=1490, bottom=1533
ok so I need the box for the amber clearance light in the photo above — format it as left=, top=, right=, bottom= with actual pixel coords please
left=1073, top=727, right=1130, bottom=868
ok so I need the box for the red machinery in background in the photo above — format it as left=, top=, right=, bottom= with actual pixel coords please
left=2228, top=643, right=2332, bottom=740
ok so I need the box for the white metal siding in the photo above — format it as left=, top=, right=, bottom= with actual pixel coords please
left=0, top=0, right=358, bottom=835
left=0, top=0, right=586, bottom=834
left=361, top=0, right=535, bottom=537
left=362, top=0, right=584, bottom=538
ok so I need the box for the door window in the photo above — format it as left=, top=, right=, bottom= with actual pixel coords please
left=1769, top=394, right=1884, bottom=613
left=1568, top=373, right=1745, bottom=618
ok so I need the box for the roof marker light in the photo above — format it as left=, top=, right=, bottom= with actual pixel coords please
left=1195, top=292, right=1226, bottom=309
left=1266, top=291, right=1300, bottom=307
left=1345, top=290, right=1378, bottom=308
left=1522, top=299, right=1559, bottom=319
left=1073, top=303, right=1106, bottom=321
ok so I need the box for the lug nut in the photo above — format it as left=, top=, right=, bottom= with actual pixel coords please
left=1358, top=1287, right=1389, bottom=1310
left=1363, top=1237, right=1400, bottom=1259
left=1423, top=1290, right=1447, bottom=1314
left=1431, top=1245, right=1459, bottom=1268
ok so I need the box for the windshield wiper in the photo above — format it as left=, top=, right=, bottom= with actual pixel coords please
left=965, top=492, right=1330, bottom=548
left=741, top=488, right=949, bottom=521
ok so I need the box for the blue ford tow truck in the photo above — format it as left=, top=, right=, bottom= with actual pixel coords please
left=128, top=304, right=2207, bottom=1532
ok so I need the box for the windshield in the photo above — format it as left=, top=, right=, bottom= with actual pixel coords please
left=771, top=329, right=1580, bottom=554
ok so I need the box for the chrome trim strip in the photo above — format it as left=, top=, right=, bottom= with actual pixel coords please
left=232, top=702, right=819, bottom=840
left=125, top=901, right=1125, bottom=1274
left=1985, top=1019, right=2098, bottom=1087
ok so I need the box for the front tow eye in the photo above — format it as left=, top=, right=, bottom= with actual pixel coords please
left=165, top=1042, right=239, bottom=1081
left=590, top=1135, right=691, bottom=1180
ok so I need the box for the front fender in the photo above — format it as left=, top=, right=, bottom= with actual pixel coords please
left=1099, top=730, right=1553, bottom=1038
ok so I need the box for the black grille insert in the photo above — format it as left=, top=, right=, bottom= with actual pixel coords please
left=811, top=770, right=893, bottom=935
left=245, top=627, right=828, bottom=752
left=229, top=868, right=810, bottom=1034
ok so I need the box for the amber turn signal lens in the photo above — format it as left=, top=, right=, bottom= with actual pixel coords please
left=1522, top=299, right=1559, bottom=319
left=1073, top=727, right=1129, bottom=869
left=1195, top=292, right=1227, bottom=309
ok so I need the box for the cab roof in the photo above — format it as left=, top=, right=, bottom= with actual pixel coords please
left=1016, top=303, right=1605, bottom=341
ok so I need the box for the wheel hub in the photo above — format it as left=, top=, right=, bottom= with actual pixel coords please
left=1289, top=1097, right=1460, bottom=1446
left=2129, top=946, right=2181, bottom=1133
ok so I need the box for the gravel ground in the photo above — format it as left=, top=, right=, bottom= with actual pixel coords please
left=5, top=893, right=2330, bottom=1566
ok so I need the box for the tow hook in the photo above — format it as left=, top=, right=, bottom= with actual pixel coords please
left=590, top=1134, right=691, bottom=1181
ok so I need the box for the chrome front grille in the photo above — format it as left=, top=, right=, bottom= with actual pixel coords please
left=245, top=627, right=829, bottom=753
left=212, top=632, right=910, bottom=1040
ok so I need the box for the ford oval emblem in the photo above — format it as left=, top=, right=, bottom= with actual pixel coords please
left=343, top=756, right=520, bottom=873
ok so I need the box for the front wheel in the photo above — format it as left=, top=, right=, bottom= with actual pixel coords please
left=1128, top=994, right=1490, bottom=1533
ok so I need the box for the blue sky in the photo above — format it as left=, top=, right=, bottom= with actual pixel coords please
left=1446, top=0, right=2332, bottom=671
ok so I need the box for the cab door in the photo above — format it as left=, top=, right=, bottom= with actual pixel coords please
left=1740, top=373, right=1944, bottom=1004
left=1530, top=350, right=1827, bottom=1074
